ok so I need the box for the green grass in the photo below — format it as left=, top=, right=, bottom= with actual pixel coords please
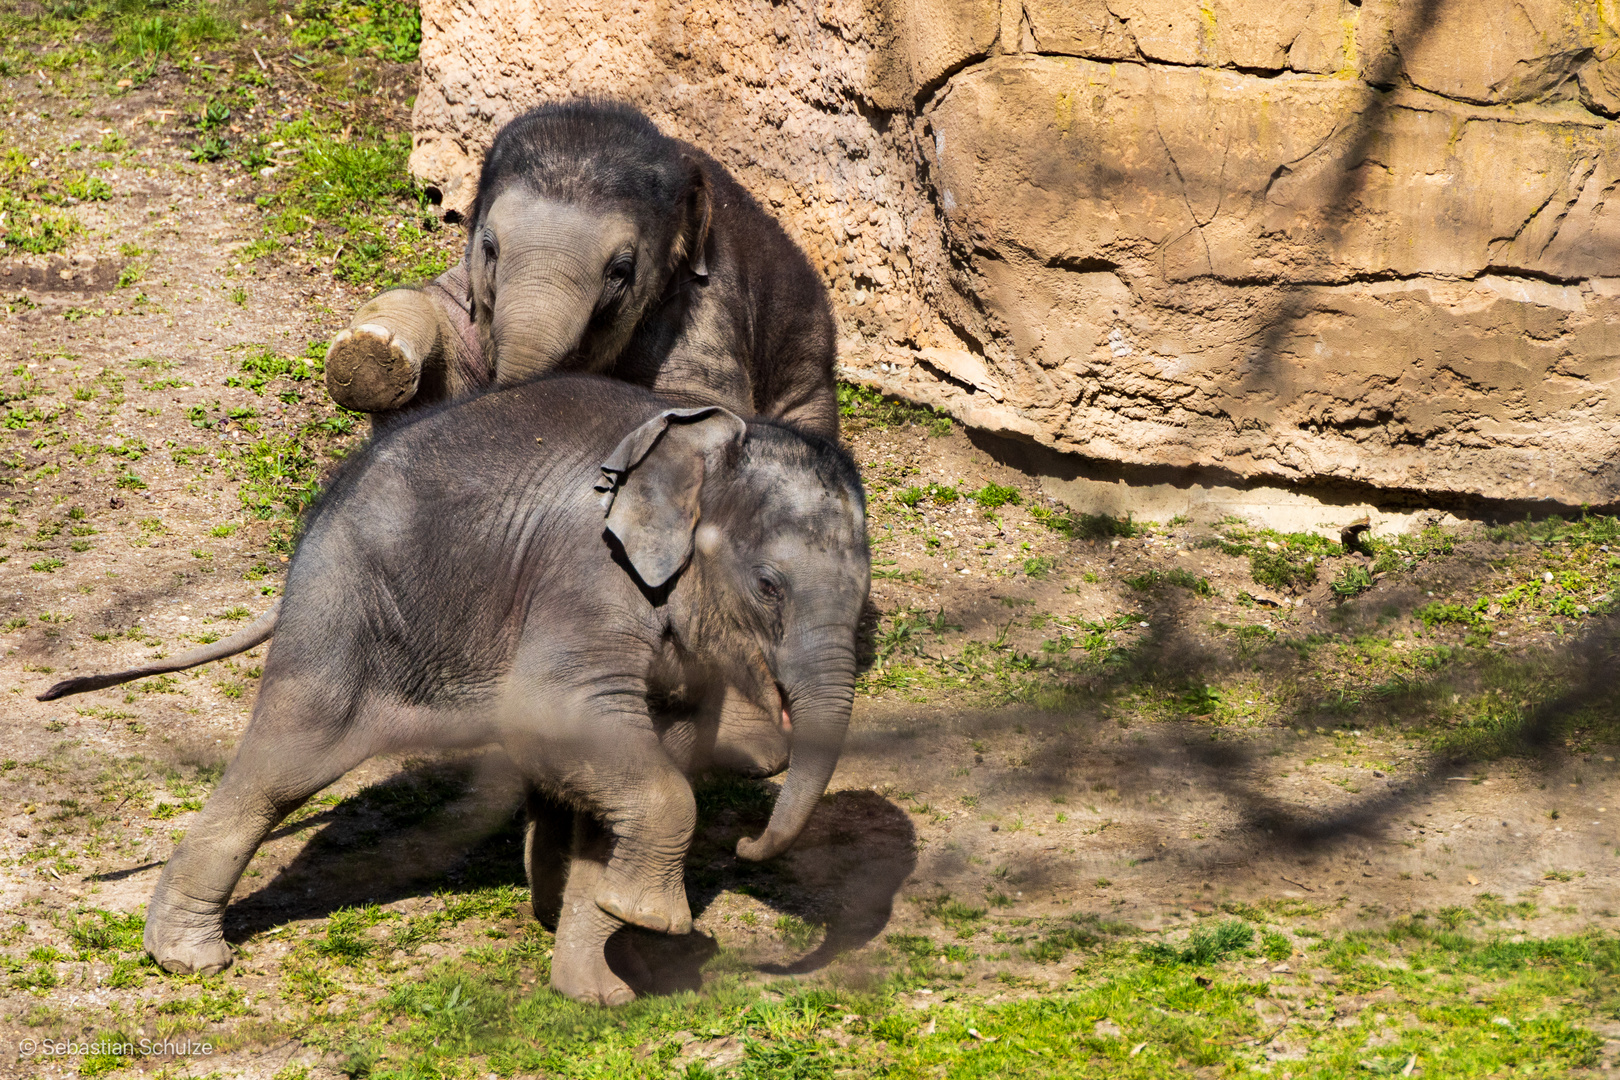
left=1331, top=562, right=1374, bottom=598
left=1123, top=567, right=1214, bottom=597
left=1022, top=554, right=1056, bottom=578
left=1141, top=919, right=1254, bottom=964
left=177, top=910, right=1618, bottom=1080
left=291, top=0, right=421, bottom=62
left=1207, top=522, right=1342, bottom=591
left=0, top=0, right=235, bottom=92
left=1028, top=505, right=1138, bottom=540
left=1404, top=515, right=1620, bottom=634
left=863, top=606, right=1141, bottom=704
left=895, top=482, right=959, bottom=508
left=0, top=147, right=82, bottom=254
left=837, top=383, right=952, bottom=436
left=969, top=482, right=1021, bottom=509
left=60, top=908, right=144, bottom=956
left=111, top=3, right=235, bottom=65
left=232, top=433, right=322, bottom=519
left=241, top=119, right=449, bottom=287
left=225, top=344, right=324, bottom=394
left=855, top=509, right=1620, bottom=756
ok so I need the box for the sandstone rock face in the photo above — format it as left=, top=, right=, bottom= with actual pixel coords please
left=411, top=0, right=1620, bottom=510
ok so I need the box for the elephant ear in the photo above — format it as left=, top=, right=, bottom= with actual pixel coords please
left=596, top=407, right=745, bottom=588
left=678, top=155, right=712, bottom=279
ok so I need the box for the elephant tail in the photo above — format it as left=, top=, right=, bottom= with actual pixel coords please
left=36, top=600, right=281, bottom=702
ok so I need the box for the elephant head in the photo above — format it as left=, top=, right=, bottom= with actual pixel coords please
left=597, top=408, right=870, bottom=862
left=465, top=103, right=710, bottom=385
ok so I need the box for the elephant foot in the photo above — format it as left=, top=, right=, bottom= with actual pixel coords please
left=325, top=323, right=422, bottom=412
left=143, top=916, right=233, bottom=975
left=594, top=873, right=692, bottom=935
left=551, top=938, right=638, bottom=1006
left=551, top=903, right=645, bottom=1006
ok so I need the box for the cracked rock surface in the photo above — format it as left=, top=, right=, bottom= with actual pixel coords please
left=410, top=0, right=1620, bottom=508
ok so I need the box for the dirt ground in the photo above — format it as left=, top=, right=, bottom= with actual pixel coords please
left=5, top=11, right=1620, bottom=1079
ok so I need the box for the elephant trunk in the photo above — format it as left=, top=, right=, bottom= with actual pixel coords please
left=488, top=248, right=602, bottom=385
left=736, top=637, right=856, bottom=862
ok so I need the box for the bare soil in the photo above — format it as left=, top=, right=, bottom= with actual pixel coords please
left=3, top=25, right=1620, bottom=1080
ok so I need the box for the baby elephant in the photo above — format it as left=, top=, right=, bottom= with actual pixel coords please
left=141, top=376, right=869, bottom=1006
left=326, top=100, right=838, bottom=437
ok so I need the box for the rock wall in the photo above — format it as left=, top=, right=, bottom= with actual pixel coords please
left=410, top=0, right=1620, bottom=509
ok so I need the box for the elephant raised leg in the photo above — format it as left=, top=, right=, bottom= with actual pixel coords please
left=524, top=684, right=778, bottom=997
left=143, top=680, right=376, bottom=974
left=325, top=283, right=474, bottom=415
left=508, top=693, right=698, bottom=938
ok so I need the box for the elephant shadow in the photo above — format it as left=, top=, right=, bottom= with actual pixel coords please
left=215, top=757, right=915, bottom=999
left=676, top=782, right=918, bottom=981
left=220, top=751, right=531, bottom=943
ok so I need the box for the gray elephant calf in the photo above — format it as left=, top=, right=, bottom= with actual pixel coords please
left=326, top=100, right=838, bottom=438
left=143, top=375, right=869, bottom=1005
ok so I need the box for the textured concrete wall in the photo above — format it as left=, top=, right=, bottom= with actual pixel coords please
left=410, top=0, right=1620, bottom=509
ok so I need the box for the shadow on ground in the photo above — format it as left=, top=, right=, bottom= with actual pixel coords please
left=201, top=749, right=915, bottom=996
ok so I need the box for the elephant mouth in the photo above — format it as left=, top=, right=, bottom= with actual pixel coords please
left=777, top=682, right=792, bottom=733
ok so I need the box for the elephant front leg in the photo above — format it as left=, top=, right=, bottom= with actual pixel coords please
left=510, top=688, right=696, bottom=937
left=590, top=759, right=697, bottom=935
left=550, top=814, right=649, bottom=1005
left=325, top=282, right=471, bottom=413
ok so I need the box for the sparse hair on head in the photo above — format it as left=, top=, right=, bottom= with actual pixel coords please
left=744, top=419, right=866, bottom=508
left=467, top=99, right=689, bottom=248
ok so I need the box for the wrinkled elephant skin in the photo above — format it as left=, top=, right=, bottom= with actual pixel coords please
left=326, top=100, right=838, bottom=439
left=140, top=376, right=869, bottom=1006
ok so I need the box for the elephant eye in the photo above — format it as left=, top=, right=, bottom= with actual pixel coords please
left=757, top=574, right=783, bottom=602
left=605, top=255, right=635, bottom=290
left=481, top=232, right=498, bottom=263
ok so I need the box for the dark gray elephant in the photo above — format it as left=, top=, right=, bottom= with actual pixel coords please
left=324, top=100, right=839, bottom=439
left=37, top=102, right=846, bottom=763
left=135, top=376, right=870, bottom=1005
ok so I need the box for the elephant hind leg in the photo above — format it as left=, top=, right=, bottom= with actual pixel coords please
left=524, top=788, right=574, bottom=932
left=144, top=682, right=377, bottom=975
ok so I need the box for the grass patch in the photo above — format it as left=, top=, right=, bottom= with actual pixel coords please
left=896, top=482, right=959, bottom=508
left=291, top=0, right=420, bottom=61
left=226, top=344, right=323, bottom=395
left=1028, top=505, right=1137, bottom=540
left=1124, top=567, right=1214, bottom=596
left=216, top=909, right=1620, bottom=1080
left=61, top=908, right=143, bottom=956
left=837, top=383, right=952, bottom=436
left=1207, top=521, right=1341, bottom=591
left=242, top=119, right=449, bottom=287
left=1142, top=919, right=1255, bottom=964
left=232, top=433, right=322, bottom=519
left=0, top=145, right=82, bottom=254
left=1331, top=563, right=1374, bottom=598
